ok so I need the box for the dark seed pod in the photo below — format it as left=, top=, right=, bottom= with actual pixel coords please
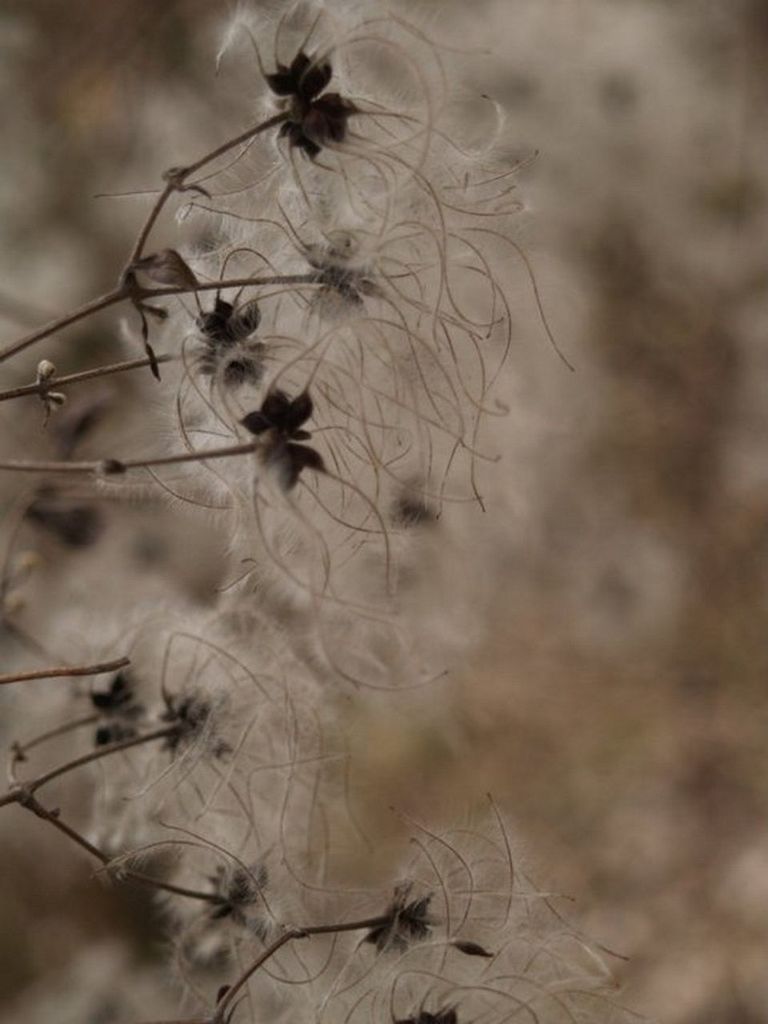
left=452, top=939, right=493, bottom=958
left=265, top=51, right=332, bottom=102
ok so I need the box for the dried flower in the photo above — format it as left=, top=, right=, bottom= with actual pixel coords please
left=197, top=296, right=264, bottom=387
left=161, top=692, right=230, bottom=758
left=266, top=49, right=357, bottom=158
left=366, top=884, right=433, bottom=952
left=209, top=863, right=268, bottom=935
left=90, top=672, right=145, bottom=746
left=306, top=240, right=378, bottom=308
left=242, top=389, right=325, bottom=490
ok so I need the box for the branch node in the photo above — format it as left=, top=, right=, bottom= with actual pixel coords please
left=163, top=166, right=211, bottom=199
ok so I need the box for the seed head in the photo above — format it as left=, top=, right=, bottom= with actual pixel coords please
left=366, top=883, right=433, bottom=953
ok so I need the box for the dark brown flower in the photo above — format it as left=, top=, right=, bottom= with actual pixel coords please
left=242, top=390, right=325, bottom=490
left=366, top=884, right=433, bottom=952
left=265, top=50, right=357, bottom=158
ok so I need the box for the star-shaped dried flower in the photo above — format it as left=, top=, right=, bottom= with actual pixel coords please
left=265, top=50, right=357, bottom=159
left=241, top=389, right=325, bottom=490
left=365, top=884, right=433, bottom=953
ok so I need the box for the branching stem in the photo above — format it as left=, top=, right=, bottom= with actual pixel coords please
left=213, top=914, right=391, bottom=1022
left=0, top=274, right=319, bottom=368
left=0, top=723, right=178, bottom=809
left=126, top=111, right=289, bottom=268
left=11, top=792, right=223, bottom=904
left=0, top=112, right=291, bottom=367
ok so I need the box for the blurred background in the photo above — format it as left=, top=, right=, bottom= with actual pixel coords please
left=1, top=1, right=768, bottom=1021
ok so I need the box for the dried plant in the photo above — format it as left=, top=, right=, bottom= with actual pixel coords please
left=0, top=3, right=638, bottom=1022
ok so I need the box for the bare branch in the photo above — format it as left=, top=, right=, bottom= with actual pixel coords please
left=0, top=440, right=258, bottom=476
left=0, top=355, right=174, bottom=404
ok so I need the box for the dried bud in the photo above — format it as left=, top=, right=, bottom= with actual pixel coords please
left=131, top=249, right=198, bottom=290
left=452, top=939, right=493, bottom=958
left=36, top=359, right=56, bottom=382
left=98, top=459, right=127, bottom=476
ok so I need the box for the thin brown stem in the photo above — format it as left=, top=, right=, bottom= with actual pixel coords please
left=0, top=287, right=128, bottom=365
left=0, top=724, right=179, bottom=810
left=0, top=113, right=290, bottom=369
left=128, top=181, right=175, bottom=269
left=214, top=914, right=390, bottom=1021
left=126, top=112, right=288, bottom=268
left=184, top=112, right=289, bottom=179
left=141, top=273, right=320, bottom=299
left=23, top=723, right=178, bottom=793
left=13, top=712, right=100, bottom=758
left=0, top=355, right=174, bottom=404
left=0, top=655, right=130, bottom=686
left=118, top=440, right=258, bottom=470
left=0, top=272, right=317, bottom=374
left=13, top=792, right=222, bottom=904
left=0, top=440, right=258, bottom=475
left=0, top=725, right=174, bottom=806
left=20, top=793, right=111, bottom=860
left=125, top=870, right=222, bottom=905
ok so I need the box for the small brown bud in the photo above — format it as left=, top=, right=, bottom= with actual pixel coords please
left=131, top=249, right=198, bottom=290
left=99, top=458, right=126, bottom=476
